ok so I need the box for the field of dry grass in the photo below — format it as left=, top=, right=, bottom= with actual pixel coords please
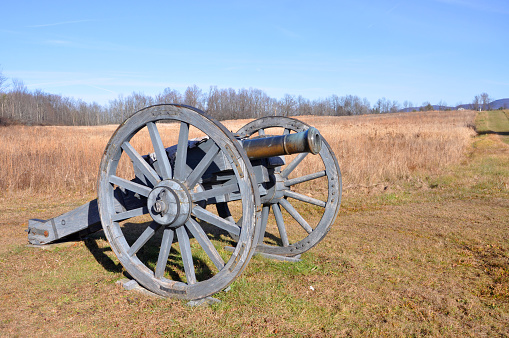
left=0, top=110, right=476, bottom=197
left=2, top=109, right=508, bottom=337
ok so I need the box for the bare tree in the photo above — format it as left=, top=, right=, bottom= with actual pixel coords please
left=371, top=97, right=398, bottom=114
left=279, top=94, right=297, bottom=117
left=403, top=100, right=411, bottom=111
left=0, top=68, right=7, bottom=118
left=360, top=98, right=371, bottom=115
left=328, top=95, right=343, bottom=116
left=437, top=100, right=447, bottom=111
left=295, top=95, right=311, bottom=116
left=373, top=98, right=383, bottom=114
left=249, top=88, right=274, bottom=118
left=156, top=87, right=183, bottom=104
left=390, top=100, right=400, bottom=113
left=342, top=95, right=355, bottom=115
left=471, top=95, right=481, bottom=111
left=206, top=86, right=236, bottom=120
left=184, top=85, right=204, bottom=110
left=480, top=92, right=491, bottom=111
left=0, top=67, right=8, bottom=93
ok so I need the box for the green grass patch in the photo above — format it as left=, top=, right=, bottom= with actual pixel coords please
left=475, top=110, right=490, bottom=134
left=477, top=110, right=509, bottom=144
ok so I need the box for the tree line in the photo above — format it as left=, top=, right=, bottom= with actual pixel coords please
left=0, top=68, right=493, bottom=126
left=0, top=68, right=399, bottom=126
left=0, top=82, right=381, bottom=126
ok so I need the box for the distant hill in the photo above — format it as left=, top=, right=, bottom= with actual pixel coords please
left=485, top=98, right=509, bottom=110
left=456, top=98, right=509, bottom=110
left=399, top=105, right=455, bottom=112
left=399, top=98, right=509, bottom=112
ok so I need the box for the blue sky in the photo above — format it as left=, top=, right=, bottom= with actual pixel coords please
left=1, top=0, right=508, bottom=107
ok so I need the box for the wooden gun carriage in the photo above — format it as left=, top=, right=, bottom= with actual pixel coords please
left=27, top=104, right=342, bottom=300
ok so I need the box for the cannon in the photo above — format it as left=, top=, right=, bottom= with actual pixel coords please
left=27, top=104, right=342, bottom=300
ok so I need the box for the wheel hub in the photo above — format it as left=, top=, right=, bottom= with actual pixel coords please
left=147, top=180, right=191, bottom=227
left=261, top=172, right=287, bottom=205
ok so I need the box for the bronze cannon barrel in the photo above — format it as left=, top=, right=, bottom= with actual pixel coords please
left=241, top=127, right=322, bottom=160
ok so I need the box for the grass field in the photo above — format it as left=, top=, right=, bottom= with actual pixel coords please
left=1, top=110, right=508, bottom=336
left=476, top=109, right=509, bottom=144
left=0, top=110, right=476, bottom=196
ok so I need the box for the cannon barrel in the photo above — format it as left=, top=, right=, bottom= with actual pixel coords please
left=241, top=127, right=322, bottom=160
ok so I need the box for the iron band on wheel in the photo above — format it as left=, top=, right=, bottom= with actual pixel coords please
left=97, top=104, right=261, bottom=300
left=236, top=116, right=342, bottom=257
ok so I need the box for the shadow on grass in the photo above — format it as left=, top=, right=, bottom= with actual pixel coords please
left=81, top=221, right=234, bottom=283
left=83, top=233, right=123, bottom=273
left=478, top=130, right=509, bottom=136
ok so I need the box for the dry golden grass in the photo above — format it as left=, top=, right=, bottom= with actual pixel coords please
left=0, top=110, right=475, bottom=197
left=301, top=111, right=476, bottom=188
left=1, top=110, right=508, bottom=337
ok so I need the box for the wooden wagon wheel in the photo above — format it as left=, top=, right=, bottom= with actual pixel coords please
left=98, top=104, right=261, bottom=299
left=236, top=116, right=341, bottom=257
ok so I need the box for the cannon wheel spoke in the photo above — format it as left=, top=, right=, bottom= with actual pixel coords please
left=187, top=218, right=225, bottom=270
left=192, top=206, right=241, bottom=237
left=279, top=199, right=313, bottom=234
left=281, top=152, right=307, bottom=179
left=121, top=141, right=160, bottom=186
left=236, top=116, right=342, bottom=257
left=128, top=221, right=162, bottom=257
left=284, top=170, right=326, bottom=187
left=174, top=122, right=189, bottom=181
left=109, top=175, right=152, bottom=197
left=190, top=183, right=239, bottom=203
left=147, top=122, right=173, bottom=180
left=155, top=227, right=174, bottom=279
left=256, top=206, right=270, bottom=245
left=112, top=206, right=148, bottom=222
left=98, top=104, right=260, bottom=300
left=272, top=203, right=289, bottom=247
left=184, top=143, right=220, bottom=189
left=176, top=226, right=196, bottom=285
left=283, top=190, right=326, bottom=208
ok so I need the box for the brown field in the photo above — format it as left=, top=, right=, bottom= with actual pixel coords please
left=2, top=109, right=508, bottom=337
left=0, top=110, right=476, bottom=197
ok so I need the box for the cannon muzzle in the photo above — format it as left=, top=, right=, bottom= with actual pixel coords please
left=241, top=127, right=322, bottom=160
